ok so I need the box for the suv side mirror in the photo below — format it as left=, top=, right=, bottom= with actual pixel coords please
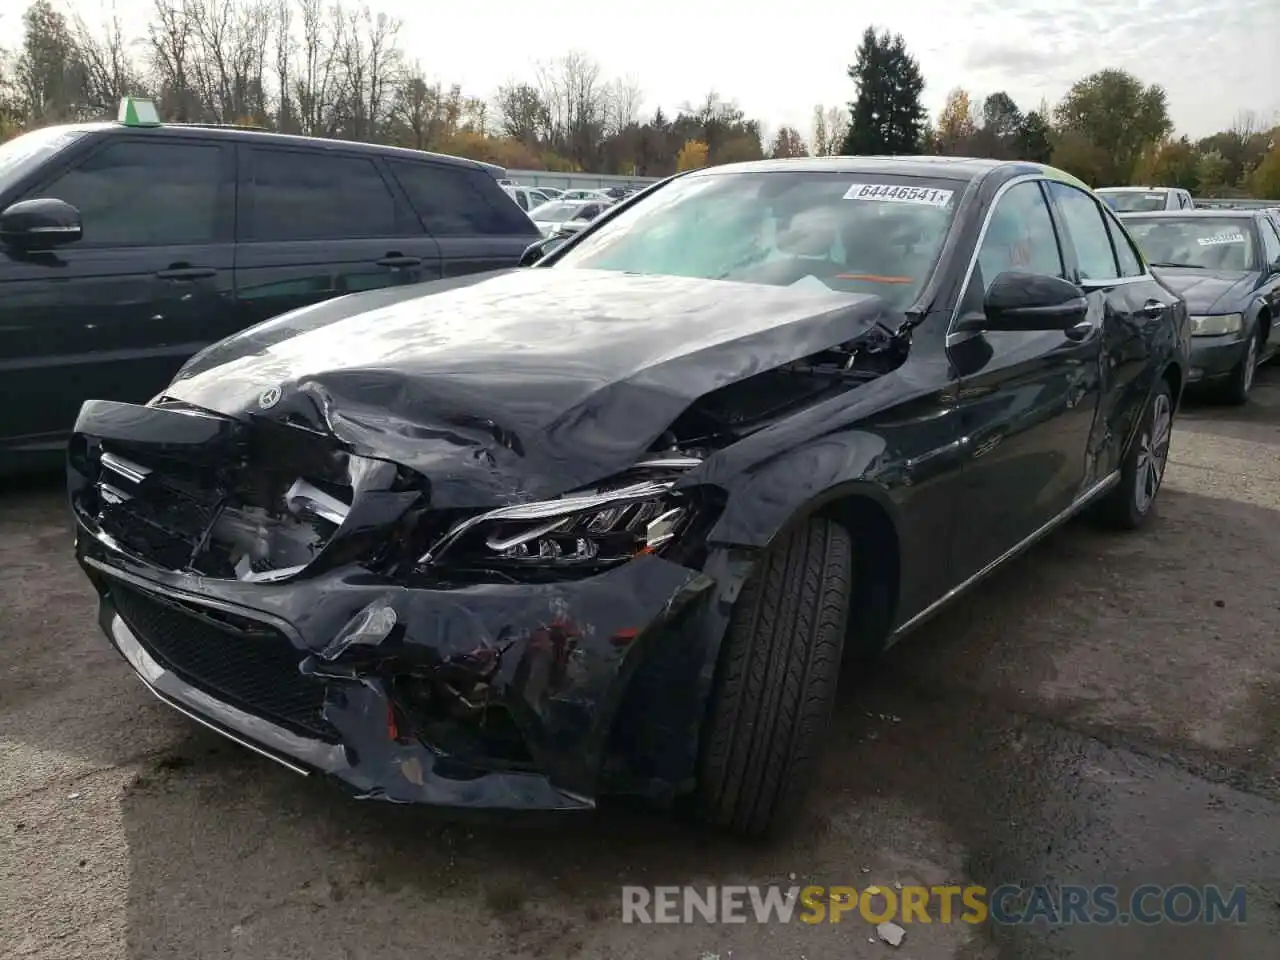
left=0, top=198, right=83, bottom=251
left=954, top=271, right=1088, bottom=334
left=518, top=233, right=568, bottom=267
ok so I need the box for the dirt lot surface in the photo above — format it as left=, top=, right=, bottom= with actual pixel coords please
left=2, top=370, right=1278, bottom=960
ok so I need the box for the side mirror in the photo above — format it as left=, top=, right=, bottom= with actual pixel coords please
left=0, top=198, right=83, bottom=251
left=518, top=233, right=568, bottom=267
left=954, top=271, right=1088, bottom=334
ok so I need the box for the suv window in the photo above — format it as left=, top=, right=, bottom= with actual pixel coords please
left=1259, top=217, right=1280, bottom=268
left=34, top=139, right=221, bottom=246
left=975, top=180, right=1063, bottom=291
left=1102, top=210, right=1144, bottom=277
left=246, top=148, right=398, bottom=241
left=1047, top=183, right=1119, bottom=281
left=390, top=160, right=535, bottom=237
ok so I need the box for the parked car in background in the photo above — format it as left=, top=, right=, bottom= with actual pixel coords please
left=559, top=188, right=614, bottom=202
left=1121, top=209, right=1280, bottom=403
left=70, top=156, right=1186, bottom=838
left=528, top=198, right=612, bottom=236
left=1096, top=186, right=1194, bottom=212
left=534, top=186, right=564, bottom=199
left=0, top=99, right=540, bottom=475
left=501, top=184, right=553, bottom=214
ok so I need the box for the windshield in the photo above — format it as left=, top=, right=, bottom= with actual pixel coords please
left=1124, top=217, right=1258, bottom=271
left=1099, top=190, right=1169, bottom=213
left=553, top=171, right=962, bottom=307
left=532, top=202, right=592, bottom=222
left=0, top=125, right=86, bottom=189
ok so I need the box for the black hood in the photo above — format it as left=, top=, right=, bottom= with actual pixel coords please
left=1150, top=268, right=1257, bottom=314
left=166, top=268, right=896, bottom=505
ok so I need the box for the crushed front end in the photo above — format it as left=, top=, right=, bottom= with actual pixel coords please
left=69, top=399, right=726, bottom=812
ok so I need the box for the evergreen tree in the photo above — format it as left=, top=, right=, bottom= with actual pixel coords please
left=840, top=27, right=926, bottom=155
left=1014, top=111, right=1054, bottom=163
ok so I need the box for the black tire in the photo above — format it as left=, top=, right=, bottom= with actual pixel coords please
left=1220, top=326, right=1261, bottom=406
left=696, top=518, right=852, bottom=837
left=1093, top=378, right=1175, bottom=530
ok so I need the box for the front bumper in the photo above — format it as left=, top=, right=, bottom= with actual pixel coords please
left=1187, top=333, right=1248, bottom=383
left=79, top=527, right=719, bottom=813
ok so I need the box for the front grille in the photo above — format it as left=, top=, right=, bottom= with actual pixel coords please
left=111, top=584, right=339, bottom=742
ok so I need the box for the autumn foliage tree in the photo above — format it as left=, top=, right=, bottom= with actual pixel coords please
left=675, top=138, right=709, bottom=170
left=935, top=87, right=977, bottom=155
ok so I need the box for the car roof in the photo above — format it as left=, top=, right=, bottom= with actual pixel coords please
left=55, top=121, right=504, bottom=176
left=1118, top=210, right=1259, bottom=220
left=1095, top=186, right=1172, bottom=193
left=681, top=155, right=1090, bottom=190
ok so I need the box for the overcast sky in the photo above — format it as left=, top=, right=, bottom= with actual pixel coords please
left=39, top=0, right=1280, bottom=139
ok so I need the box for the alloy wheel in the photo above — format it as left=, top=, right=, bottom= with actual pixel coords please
left=1134, top=391, right=1172, bottom=515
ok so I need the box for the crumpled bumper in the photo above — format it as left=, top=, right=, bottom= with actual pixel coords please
left=78, top=535, right=720, bottom=812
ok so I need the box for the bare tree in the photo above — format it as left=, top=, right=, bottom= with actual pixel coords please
left=603, top=75, right=642, bottom=136
left=537, top=50, right=606, bottom=166
left=293, top=0, right=340, bottom=135
left=147, top=0, right=199, bottom=121
left=333, top=4, right=402, bottom=141
left=495, top=80, right=548, bottom=145
left=387, top=60, right=442, bottom=149
left=810, top=104, right=847, bottom=156
left=72, top=10, right=144, bottom=115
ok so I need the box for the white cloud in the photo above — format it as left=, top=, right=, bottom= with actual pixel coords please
left=49, top=0, right=1280, bottom=138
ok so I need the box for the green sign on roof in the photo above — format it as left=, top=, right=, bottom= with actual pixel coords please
left=118, top=97, right=161, bottom=127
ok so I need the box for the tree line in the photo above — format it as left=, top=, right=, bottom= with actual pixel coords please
left=2, top=3, right=1278, bottom=196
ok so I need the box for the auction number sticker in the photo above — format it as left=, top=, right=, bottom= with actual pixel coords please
left=1197, top=232, right=1246, bottom=246
left=843, top=183, right=954, bottom=207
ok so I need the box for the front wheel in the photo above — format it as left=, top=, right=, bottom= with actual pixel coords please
left=1094, top=379, right=1174, bottom=530
left=1221, top=328, right=1260, bottom=406
left=696, top=519, right=852, bottom=837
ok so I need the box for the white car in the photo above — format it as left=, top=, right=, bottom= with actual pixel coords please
left=502, top=185, right=554, bottom=214
left=558, top=188, right=613, bottom=202
left=528, top=199, right=613, bottom=237
left=1096, top=186, right=1194, bottom=213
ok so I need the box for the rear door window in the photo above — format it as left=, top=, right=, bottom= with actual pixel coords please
left=32, top=139, right=222, bottom=246
left=1046, top=182, right=1120, bottom=281
left=1101, top=209, right=1145, bottom=277
left=245, top=148, right=399, bottom=241
left=390, top=160, right=537, bottom=237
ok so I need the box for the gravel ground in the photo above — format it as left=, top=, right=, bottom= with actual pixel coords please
left=2, top=368, right=1278, bottom=960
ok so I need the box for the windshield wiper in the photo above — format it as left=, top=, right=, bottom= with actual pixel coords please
left=1147, top=261, right=1204, bottom=268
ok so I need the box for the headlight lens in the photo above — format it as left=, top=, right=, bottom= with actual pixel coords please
left=421, top=477, right=693, bottom=572
left=1190, top=313, right=1242, bottom=336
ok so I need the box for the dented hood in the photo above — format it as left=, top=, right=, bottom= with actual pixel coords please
left=165, top=268, right=895, bottom=504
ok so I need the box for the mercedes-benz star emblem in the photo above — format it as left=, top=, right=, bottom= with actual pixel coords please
left=258, top=387, right=282, bottom=409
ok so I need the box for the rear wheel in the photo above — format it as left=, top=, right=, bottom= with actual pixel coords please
left=1094, top=379, right=1174, bottom=530
left=697, top=519, right=852, bottom=837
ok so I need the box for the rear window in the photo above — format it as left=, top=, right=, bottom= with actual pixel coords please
left=390, top=160, right=537, bottom=237
left=1124, top=217, right=1258, bottom=271
left=1099, top=191, right=1169, bottom=213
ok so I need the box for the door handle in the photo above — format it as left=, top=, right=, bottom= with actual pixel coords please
left=155, top=266, right=217, bottom=280
left=1141, top=300, right=1167, bottom=318
left=376, top=255, right=422, bottom=269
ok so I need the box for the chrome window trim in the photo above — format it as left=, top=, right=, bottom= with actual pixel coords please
left=947, top=174, right=1153, bottom=342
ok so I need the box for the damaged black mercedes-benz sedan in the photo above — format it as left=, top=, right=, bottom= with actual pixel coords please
left=70, top=157, right=1189, bottom=836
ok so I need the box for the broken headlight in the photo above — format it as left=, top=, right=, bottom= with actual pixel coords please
left=421, top=477, right=692, bottom=572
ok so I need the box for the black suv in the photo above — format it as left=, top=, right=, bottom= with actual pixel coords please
left=0, top=116, right=540, bottom=474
